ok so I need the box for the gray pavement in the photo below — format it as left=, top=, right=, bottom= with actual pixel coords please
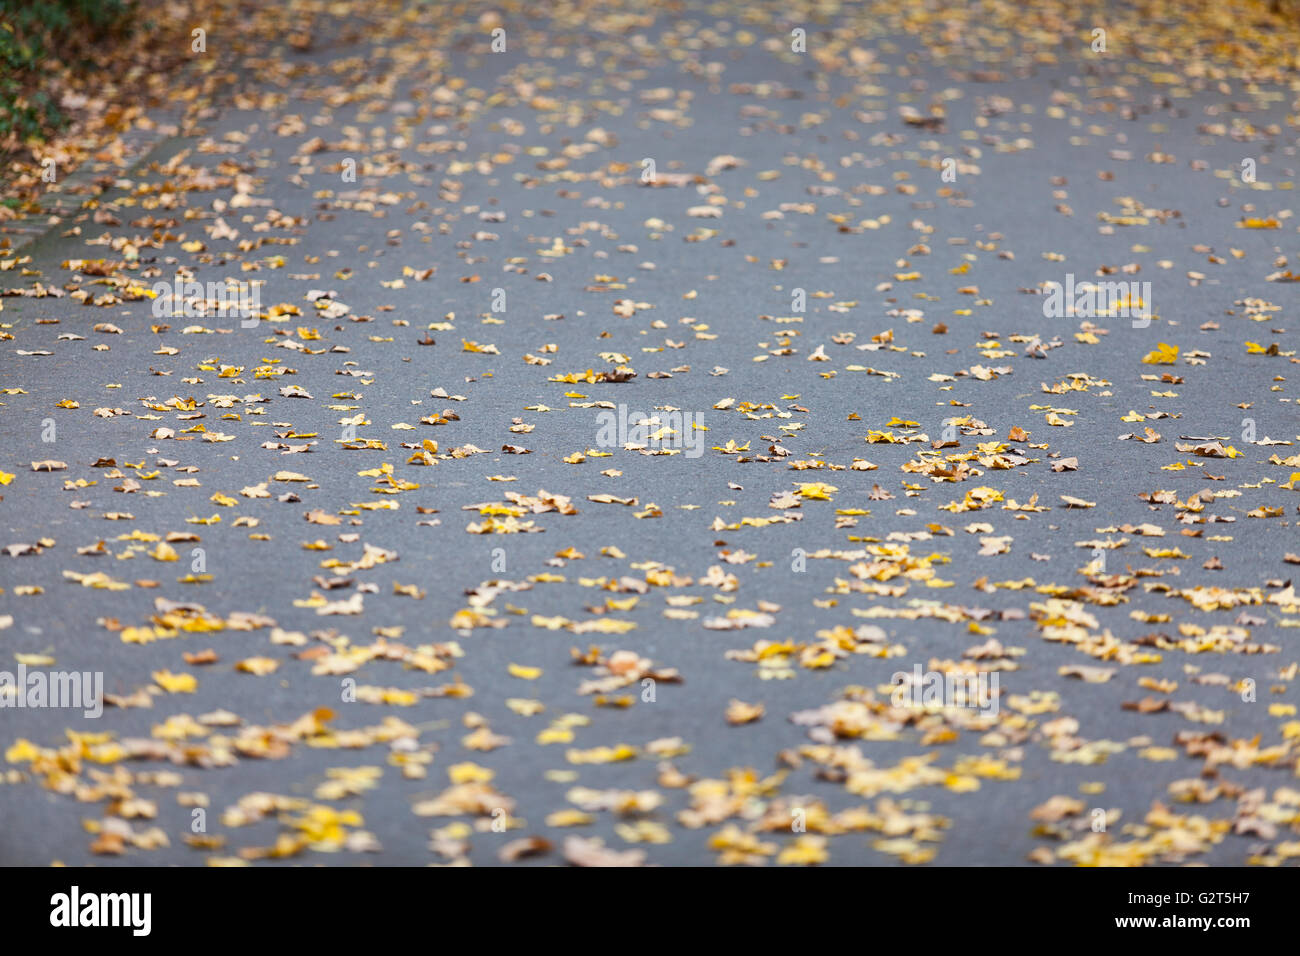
left=1, top=0, right=1298, bottom=866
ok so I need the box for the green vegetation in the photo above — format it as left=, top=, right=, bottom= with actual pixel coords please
left=0, top=0, right=138, bottom=146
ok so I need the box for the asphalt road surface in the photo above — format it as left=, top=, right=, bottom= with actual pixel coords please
left=1, top=0, right=1298, bottom=866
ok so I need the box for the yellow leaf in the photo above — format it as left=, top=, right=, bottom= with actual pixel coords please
left=152, top=670, right=197, bottom=693
left=1140, top=343, right=1179, bottom=365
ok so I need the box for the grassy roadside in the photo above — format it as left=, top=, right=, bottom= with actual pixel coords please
left=0, top=0, right=277, bottom=235
left=0, top=0, right=140, bottom=149
left=1, top=0, right=192, bottom=228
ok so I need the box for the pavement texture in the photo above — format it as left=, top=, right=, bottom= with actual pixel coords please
left=1, top=0, right=1299, bottom=867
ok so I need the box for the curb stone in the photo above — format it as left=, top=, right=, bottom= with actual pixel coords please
left=0, top=107, right=186, bottom=256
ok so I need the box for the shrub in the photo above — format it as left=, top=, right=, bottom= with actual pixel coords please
left=0, top=0, right=138, bottom=146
